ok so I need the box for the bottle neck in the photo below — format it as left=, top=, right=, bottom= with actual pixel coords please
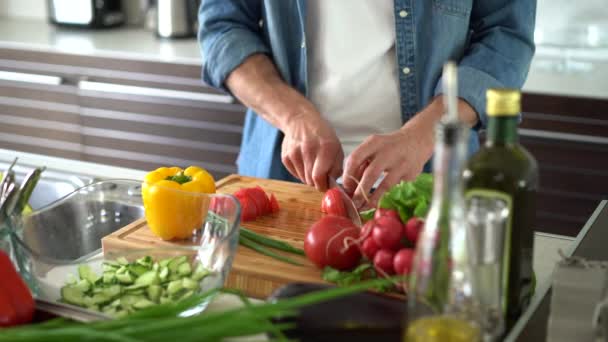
left=486, top=116, right=518, bottom=146
left=431, top=136, right=467, bottom=210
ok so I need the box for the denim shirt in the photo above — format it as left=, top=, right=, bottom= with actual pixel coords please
left=199, top=0, right=536, bottom=180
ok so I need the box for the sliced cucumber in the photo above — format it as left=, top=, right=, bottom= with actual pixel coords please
left=177, top=262, right=192, bottom=276
left=78, top=265, right=101, bottom=284
left=61, top=286, right=85, bottom=306
left=61, top=255, right=212, bottom=317
left=147, top=284, right=162, bottom=302
left=135, top=271, right=159, bottom=286
left=182, top=278, right=199, bottom=291
left=116, top=272, right=134, bottom=284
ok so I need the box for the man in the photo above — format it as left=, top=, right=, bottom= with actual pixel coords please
left=199, top=0, right=535, bottom=208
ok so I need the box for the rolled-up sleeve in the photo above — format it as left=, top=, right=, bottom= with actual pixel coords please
left=434, top=0, right=536, bottom=129
left=198, top=0, right=270, bottom=92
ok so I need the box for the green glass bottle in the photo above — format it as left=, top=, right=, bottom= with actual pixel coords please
left=463, top=89, right=539, bottom=333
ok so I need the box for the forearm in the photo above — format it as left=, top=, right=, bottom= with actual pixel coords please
left=401, top=96, right=477, bottom=158
left=225, top=54, right=319, bottom=132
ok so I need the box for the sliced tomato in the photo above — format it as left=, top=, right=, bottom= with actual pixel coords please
left=269, top=193, right=280, bottom=213
left=236, top=193, right=258, bottom=222
left=248, top=186, right=272, bottom=215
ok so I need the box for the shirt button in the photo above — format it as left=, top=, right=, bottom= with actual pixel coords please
left=399, top=10, right=408, bottom=18
left=402, top=67, right=411, bottom=75
left=301, top=41, right=306, bottom=49
left=258, top=19, right=264, bottom=28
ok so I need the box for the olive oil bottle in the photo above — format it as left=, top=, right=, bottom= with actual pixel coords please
left=463, top=89, right=539, bottom=332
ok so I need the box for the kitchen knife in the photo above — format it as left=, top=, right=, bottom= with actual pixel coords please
left=328, top=177, right=362, bottom=227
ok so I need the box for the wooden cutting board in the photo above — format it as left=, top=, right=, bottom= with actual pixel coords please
left=102, top=174, right=326, bottom=299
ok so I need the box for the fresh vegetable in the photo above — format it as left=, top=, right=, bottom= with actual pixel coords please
left=239, top=235, right=303, bottom=266
left=374, top=208, right=400, bottom=222
left=393, top=248, right=414, bottom=275
left=405, top=217, right=424, bottom=245
left=373, top=249, right=396, bottom=275
left=321, top=187, right=347, bottom=217
left=234, top=186, right=280, bottom=222
left=142, top=166, right=216, bottom=240
left=0, top=277, right=393, bottom=342
left=304, top=215, right=361, bottom=270
left=60, top=255, right=211, bottom=317
left=361, top=237, right=379, bottom=260
left=372, top=216, right=404, bottom=251
left=269, top=193, right=280, bottom=213
left=378, top=173, right=433, bottom=224
left=0, top=250, right=34, bottom=327
left=240, top=227, right=304, bottom=256
left=322, top=263, right=373, bottom=286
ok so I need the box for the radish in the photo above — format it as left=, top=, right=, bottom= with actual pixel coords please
left=373, top=249, right=396, bottom=275
left=393, top=248, right=415, bottom=275
left=361, top=237, right=379, bottom=260
left=321, top=188, right=347, bottom=217
left=405, top=217, right=424, bottom=245
left=360, top=220, right=375, bottom=240
left=374, top=208, right=401, bottom=222
left=304, top=215, right=361, bottom=270
left=372, top=216, right=404, bottom=251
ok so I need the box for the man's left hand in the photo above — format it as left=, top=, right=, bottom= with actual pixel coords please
left=342, top=97, right=478, bottom=209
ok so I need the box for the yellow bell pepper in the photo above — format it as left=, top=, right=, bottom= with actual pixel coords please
left=142, top=166, right=215, bottom=240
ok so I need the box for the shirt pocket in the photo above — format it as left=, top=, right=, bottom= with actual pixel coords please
left=432, top=0, right=473, bottom=18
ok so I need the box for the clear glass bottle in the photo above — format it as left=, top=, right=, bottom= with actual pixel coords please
left=405, top=118, right=481, bottom=342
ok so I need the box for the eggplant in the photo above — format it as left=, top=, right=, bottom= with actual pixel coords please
left=268, top=282, right=407, bottom=342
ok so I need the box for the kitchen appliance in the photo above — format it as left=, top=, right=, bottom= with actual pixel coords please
left=156, top=0, right=200, bottom=39
left=47, top=0, right=125, bottom=28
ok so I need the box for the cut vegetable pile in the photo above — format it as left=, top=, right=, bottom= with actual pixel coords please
left=60, top=255, right=211, bottom=317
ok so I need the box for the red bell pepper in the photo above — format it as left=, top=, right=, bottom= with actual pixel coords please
left=0, top=250, right=34, bottom=327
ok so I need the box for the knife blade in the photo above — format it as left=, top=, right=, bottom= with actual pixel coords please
left=328, top=177, right=362, bottom=227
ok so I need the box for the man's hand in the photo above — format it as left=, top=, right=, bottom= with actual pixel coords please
left=342, top=97, right=478, bottom=208
left=225, top=54, right=343, bottom=190
left=282, top=112, right=343, bottom=190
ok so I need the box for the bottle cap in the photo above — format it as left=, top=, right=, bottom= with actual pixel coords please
left=486, top=89, right=521, bottom=116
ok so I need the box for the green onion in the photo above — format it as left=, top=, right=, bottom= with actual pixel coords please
left=238, top=235, right=303, bottom=266
left=0, top=278, right=393, bottom=342
left=240, top=227, right=305, bottom=256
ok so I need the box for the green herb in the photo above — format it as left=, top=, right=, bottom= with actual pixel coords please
left=240, top=227, right=305, bottom=256
left=322, top=263, right=373, bottom=286
left=238, top=235, right=303, bottom=266
left=378, top=173, right=433, bottom=223
left=359, top=208, right=376, bottom=221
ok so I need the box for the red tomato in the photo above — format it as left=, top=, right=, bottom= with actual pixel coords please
left=393, top=248, right=415, bottom=275
left=362, top=237, right=379, bottom=260
left=269, top=193, right=280, bottom=213
left=237, top=194, right=258, bottom=222
left=372, top=216, right=404, bottom=251
left=304, top=215, right=361, bottom=270
left=374, top=208, right=401, bottom=222
left=321, top=188, right=347, bottom=217
left=237, top=187, right=271, bottom=215
left=405, top=217, right=424, bottom=245
left=373, top=249, right=396, bottom=275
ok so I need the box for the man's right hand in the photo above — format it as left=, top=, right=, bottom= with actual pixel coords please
left=281, top=110, right=343, bottom=191
left=225, top=54, right=343, bottom=191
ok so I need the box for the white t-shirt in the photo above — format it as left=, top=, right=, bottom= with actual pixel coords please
left=306, top=0, right=402, bottom=157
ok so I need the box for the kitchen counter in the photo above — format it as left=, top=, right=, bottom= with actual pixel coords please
left=0, top=148, right=588, bottom=340
left=0, top=16, right=607, bottom=99
left=0, top=16, right=201, bottom=65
